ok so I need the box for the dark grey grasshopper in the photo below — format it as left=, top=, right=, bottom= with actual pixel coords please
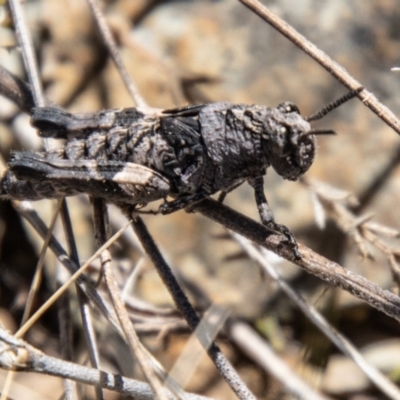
left=0, top=90, right=360, bottom=258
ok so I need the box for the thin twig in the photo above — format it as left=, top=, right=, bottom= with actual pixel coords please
left=229, top=321, right=330, bottom=400
left=233, top=233, right=400, bottom=400
left=12, top=200, right=121, bottom=332
left=238, top=0, right=400, bottom=136
left=193, top=199, right=400, bottom=322
left=305, top=178, right=400, bottom=289
left=0, top=200, right=67, bottom=400
left=121, top=257, right=146, bottom=301
left=57, top=277, right=79, bottom=400
left=0, top=66, right=34, bottom=113
left=7, top=0, right=45, bottom=108
left=8, top=3, right=106, bottom=397
left=6, top=3, right=69, bottom=398
left=102, top=250, right=170, bottom=400
left=151, top=238, right=330, bottom=399
left=130, top=215, right=257, bottom=400
left=166, top=305, right=230, bottom=390
left=60, top=199, right=104, bottom=400
left=86, top=0, right=147, bottom=107
left=15, top=217, right=131, bottom=338
left=91, top=199, right=170, bottom=400
left=2, top=200, right=69, bottom=400
left=7, top=8, right=104, bottom=382
left=0, top=326, right=212, bottom=400
left=21, top=199, right=63, bottom=324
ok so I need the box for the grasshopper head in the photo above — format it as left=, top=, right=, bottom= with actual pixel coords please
left=262, top=102, right=317, bottom=181
left=264, top=89, right=360, bottom=181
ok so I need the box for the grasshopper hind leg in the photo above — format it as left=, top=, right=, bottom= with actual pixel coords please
left=0, top=169, right=73, bottom=201
left=1, top=151, right=172, bottom=208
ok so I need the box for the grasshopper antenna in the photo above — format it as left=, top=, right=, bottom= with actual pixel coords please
left=306, top=129, right=336, bottom=136
left=306, top=87, right=363, bottom=122
left=300, top=128, right=336, bottom=138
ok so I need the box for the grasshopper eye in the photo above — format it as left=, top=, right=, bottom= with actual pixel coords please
left=285, top=104, right=300, bottom=114
left=277, top=101, right=301, bottom=115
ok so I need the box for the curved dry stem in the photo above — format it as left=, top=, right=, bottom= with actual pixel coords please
left=102, top=250, right=170, bottom=400
left=7, top=0, right=45, bottom=108
left=86, top=0, right=147, bottom=107
left=239, top=0, right=400, bottom=135
left=193, top=199, right=400, bottom=322
left=0, top=327, right=212, bottom=400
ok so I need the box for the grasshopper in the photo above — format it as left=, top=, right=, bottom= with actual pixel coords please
left=0, top=90, right=360, bottom=258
